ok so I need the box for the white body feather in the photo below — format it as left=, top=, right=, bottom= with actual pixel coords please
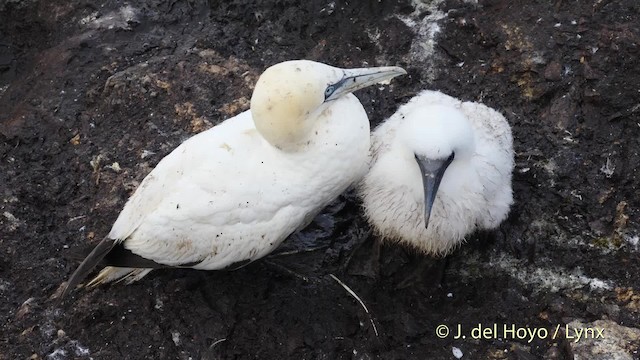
left=359, top=90, right=514, bottom=255
left=97, top=94, right=370, bottom=282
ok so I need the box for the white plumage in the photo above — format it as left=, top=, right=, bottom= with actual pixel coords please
left=61, top=60, right=406, bottom=295
left=358, top=90, right=514, bottom=255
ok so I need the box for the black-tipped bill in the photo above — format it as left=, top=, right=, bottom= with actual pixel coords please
left=325, top=66, right=407, bottom=101
left=415, top=152, right=455, bottom=230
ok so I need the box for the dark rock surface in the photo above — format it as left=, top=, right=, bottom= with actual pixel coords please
left=1, top=0, right=639, bottom=358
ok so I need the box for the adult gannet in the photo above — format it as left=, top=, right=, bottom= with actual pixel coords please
left=60, top=60, right=406, bottom=298
left=358, top=90, right=514, bottom=256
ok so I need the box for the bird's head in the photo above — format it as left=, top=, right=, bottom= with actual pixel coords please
left=398, top=105, right=475, bottom=229
left=251, top=60, right=406, bottom=150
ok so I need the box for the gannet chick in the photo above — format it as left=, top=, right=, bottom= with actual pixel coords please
left=60, top=60, right=406, bottom=298
left=358, top=90, right=514, bottom=255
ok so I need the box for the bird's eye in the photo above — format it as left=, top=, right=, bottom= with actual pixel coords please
left=324, top=85, right=335, bottom=99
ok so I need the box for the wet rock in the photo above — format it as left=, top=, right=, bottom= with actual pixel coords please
left=582, top=62, right=601, bottom=80
left=83, top=5, right=140, bottom=31
left=541, top=93, right=577, bottom=130
left=16, top=297, right=36, bottom=319
left=567, top=319, right=640, bottom=360
left=583, top=87, right=601, bottom=103
left=588, top=218, right=609, bottom=236
left=2, top=211, right=22, bottom=231
left=544, top=61, right=563, bottom=81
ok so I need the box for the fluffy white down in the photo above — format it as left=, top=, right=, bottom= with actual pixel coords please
left=358, top=90, right=514, bottom=255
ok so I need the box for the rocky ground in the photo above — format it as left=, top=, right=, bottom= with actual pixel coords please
left=1, top=0, right=639, bottom=359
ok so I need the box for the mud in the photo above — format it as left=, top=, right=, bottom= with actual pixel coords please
left=1, top=0, right=639, bottom=359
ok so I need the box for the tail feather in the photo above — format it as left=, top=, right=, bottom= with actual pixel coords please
left=59, top=237, right=118, bottom=300
left=87, top=266, right=153, bottom=287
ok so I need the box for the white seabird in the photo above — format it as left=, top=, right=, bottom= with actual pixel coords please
left=60, top=60, right=406, bottom=297
left=358, top=90, right=514, bottom=255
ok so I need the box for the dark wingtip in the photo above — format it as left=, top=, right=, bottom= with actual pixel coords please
left=103, top=244, right=167, bottom=269
left=57, top=237, right=118, bottom=303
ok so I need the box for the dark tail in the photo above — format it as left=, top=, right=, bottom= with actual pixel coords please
left=58, top=237, right=118, bottom=301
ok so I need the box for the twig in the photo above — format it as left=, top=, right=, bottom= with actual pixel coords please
left=210, top=338, right=226, bottom=348
left=67, top=215, right=87, bottom=223
left=329, top=274, right=379, bottom=337
left=205, top=338, right=227, bottom=357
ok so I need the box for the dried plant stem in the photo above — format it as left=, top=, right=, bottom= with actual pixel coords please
left=329, top=274, right=379, bottom=337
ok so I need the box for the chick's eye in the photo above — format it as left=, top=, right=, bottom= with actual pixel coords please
left=324, top=85, right=335, bottom=98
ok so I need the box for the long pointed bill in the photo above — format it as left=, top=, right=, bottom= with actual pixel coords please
left=415, top=153, right=455, bottom=230
left=330, top=66, right=407, bottom=99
